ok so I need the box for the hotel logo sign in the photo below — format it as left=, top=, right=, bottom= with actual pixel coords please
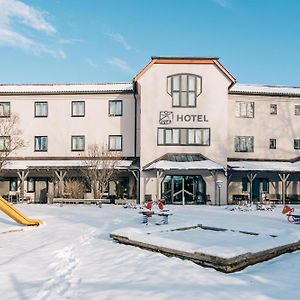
left=159, top=111, right=174, bottom=124
left=159, top=111, right=208, bottom=124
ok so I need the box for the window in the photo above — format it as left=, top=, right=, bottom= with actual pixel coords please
left=109, top=135, right=122, bottom=151
left=109, top=100, right=122, bottom=116
left=235, top=102, right=254, bottom=118
left=167, top=74, right=202, bottom=107
left=0, top=102, right=10, bottom=117
left=10, top=178, right=18, bottom=192
left=35, top=102, right=48, bottom=117
left=71, top=135, right=85, bottom=151
left=35, top=136, right=48, bottom=151
left=234, top=136, right=254, bottom=152
left=72, top=101, right=85, bottom=117
left=242, top=178, right=249, bottom=192
left=27, top=178, right=35, bottom=192
left=158, top=128, right=210, bottom=146
left=0, top=136, right=10, bottom=151
left=270, top=104, right=277, bottom=115
left=294, top=139, right=300, bottom=150
left=269, top=138, right=276, bottom=149
left=295, top=105, right=300, bottom=116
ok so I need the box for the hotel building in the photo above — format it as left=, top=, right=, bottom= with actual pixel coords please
left=0, top=57, right=299, bottom=205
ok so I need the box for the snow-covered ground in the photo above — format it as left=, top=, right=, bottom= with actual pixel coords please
left=0, top=204, right=300, bottom=300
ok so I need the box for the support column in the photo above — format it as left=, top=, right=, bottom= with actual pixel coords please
left=129, top=170, right=140, bottom=204
left=278, top=173, right=290, bottom=205
left=247, top=172, right=257, bottom=204
left=17, top=170, right=29, bottom=202
left=156, top=169, right=163, bottom=202
left=210, top=170, right=217, bottom=205
left=54, top=170, right=67, bottom=197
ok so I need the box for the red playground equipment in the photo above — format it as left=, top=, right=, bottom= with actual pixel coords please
left=282, top=205, right=300, bottom=224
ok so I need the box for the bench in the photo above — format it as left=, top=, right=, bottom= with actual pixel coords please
left=53, top=198, right=101, bottom=205
left=268, top=194, right=281, bottom=204
left=286, top=195, right=300, bottom=204
left=139, top=210, right=172, bottom=225
left=115, top=199, right=137, bottom=205
left=232, top=194, right=249, bottom=205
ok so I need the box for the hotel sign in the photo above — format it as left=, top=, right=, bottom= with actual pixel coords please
left=159, top=111, right=208, bottom=124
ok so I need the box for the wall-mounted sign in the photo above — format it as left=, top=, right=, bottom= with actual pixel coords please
left=177, top=114, right=208, bottom=122
left=159, top=111, right=208, bottom=124
left=159, top=111, right=174, bottom=124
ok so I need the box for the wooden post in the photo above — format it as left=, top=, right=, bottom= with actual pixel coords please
left=130, top=170, right=140, bottom=204
left=210, top=171, right=217, bottom=205
left=247, top=172, right=257, bottom=204
left=278, top=173, right=290, bottom=205
left=156, top=169, right=163, bottom=202
left=54, top=170, right=67, bottom=197
left=17, top=170, right=29, bottom=202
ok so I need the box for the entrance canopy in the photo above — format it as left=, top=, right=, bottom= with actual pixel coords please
left=2, top=159, right=134, bottom=170
left=143, top=153, right=224, bottom=171
left=228, top=160, right=300, bottom=172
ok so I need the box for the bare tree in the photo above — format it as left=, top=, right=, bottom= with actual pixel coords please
left=64, top=179, right=85, bottom=199
left=81, top=144, right=121, bottom=199
left=0, top=114, right=25, bottom=169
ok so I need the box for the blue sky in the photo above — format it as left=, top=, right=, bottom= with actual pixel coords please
left=0, top=0, right=300, bottom=85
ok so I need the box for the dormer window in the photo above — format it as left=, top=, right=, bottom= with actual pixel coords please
left=167, top=74, right=202, bottom=107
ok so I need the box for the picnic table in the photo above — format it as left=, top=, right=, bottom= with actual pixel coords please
left=139, top=209, right=172, bottom=225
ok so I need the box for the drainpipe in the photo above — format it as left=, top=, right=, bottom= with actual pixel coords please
left=133, top=80, right=140, bottom=203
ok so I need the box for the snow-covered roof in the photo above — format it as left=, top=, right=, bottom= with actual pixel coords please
left=2, top=159, right=133, bottom=170
left=228, top=161, right=300, bottom=172
left=144, top=160, right=224, bottom=171
left=230, top=83, right=300, bottom=97
left=0, top=82, right=133, bottom=94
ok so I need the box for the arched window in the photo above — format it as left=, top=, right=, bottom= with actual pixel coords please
left=167, top=74, right=202, bottom=107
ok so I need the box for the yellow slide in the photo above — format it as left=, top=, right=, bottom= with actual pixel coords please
left=0, top=196, right=42, bottom=226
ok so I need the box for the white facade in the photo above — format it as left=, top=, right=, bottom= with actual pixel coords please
left=0, top=57, right=299, bottom=204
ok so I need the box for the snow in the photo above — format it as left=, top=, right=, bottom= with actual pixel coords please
left=2, top=159, right=133, bottom=170
left=230, top=83, right=300, bottom=96
left=0, top=82, right=133, bottom=94
left=228, top=160, right=300, bottom=172
left=1, top=204, right=300, bottom=299
left=144, top=160, right=224, bottom=171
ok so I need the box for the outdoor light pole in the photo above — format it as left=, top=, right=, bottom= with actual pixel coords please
left=216, top=180, right=223, bottom=206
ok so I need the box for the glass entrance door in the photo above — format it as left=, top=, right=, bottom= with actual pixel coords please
left=162, top=175, right=206, bottom=204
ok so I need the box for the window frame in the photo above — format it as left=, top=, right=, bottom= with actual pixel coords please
left=235, top=101, right=255, bottom=118
left=157, top=127, right=210, bottom=146
left=234, top=136, right=254, bottom=152
left=71, top=135, right=85, bottom=151
left=10, top=178, right=18, bottom=192
left=34, top=101, right=48, bottom=118
left=34, top=136, right=48, bottom=152
left=270, top=104, right=277, bottom=115
left=108, top=100, right=123, bottom=117
left=0, top=136, right=11, bottom=152
left=0, top=102, right=11, bottom=118
left=71, top=101, right=85, bottom=117
left=108, top=135, right=123, bottom=151
left=27, top=178, right=35, bottom=192
left=269, top=138, right=276, bottom=149
left=294, top=139, right=300, bottom=150
left=167, top=73, right=202, bottom=108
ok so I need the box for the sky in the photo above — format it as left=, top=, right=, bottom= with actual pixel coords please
left=0, top=0, right=300, bottom=86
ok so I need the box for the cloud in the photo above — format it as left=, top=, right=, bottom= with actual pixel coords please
left=0, top=0, right=65, bottom=58
left=106, top=58, right=134, bottom=73
left=211, top=0, right=230, bottom=7
left=107, top=32, right=132, bottom=51
left=86, top=58, right=98, bottom=69
left=58, top=38, right=82, bottom=45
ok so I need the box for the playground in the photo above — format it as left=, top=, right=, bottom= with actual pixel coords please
left=1, top=203, right=300, bottom=299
